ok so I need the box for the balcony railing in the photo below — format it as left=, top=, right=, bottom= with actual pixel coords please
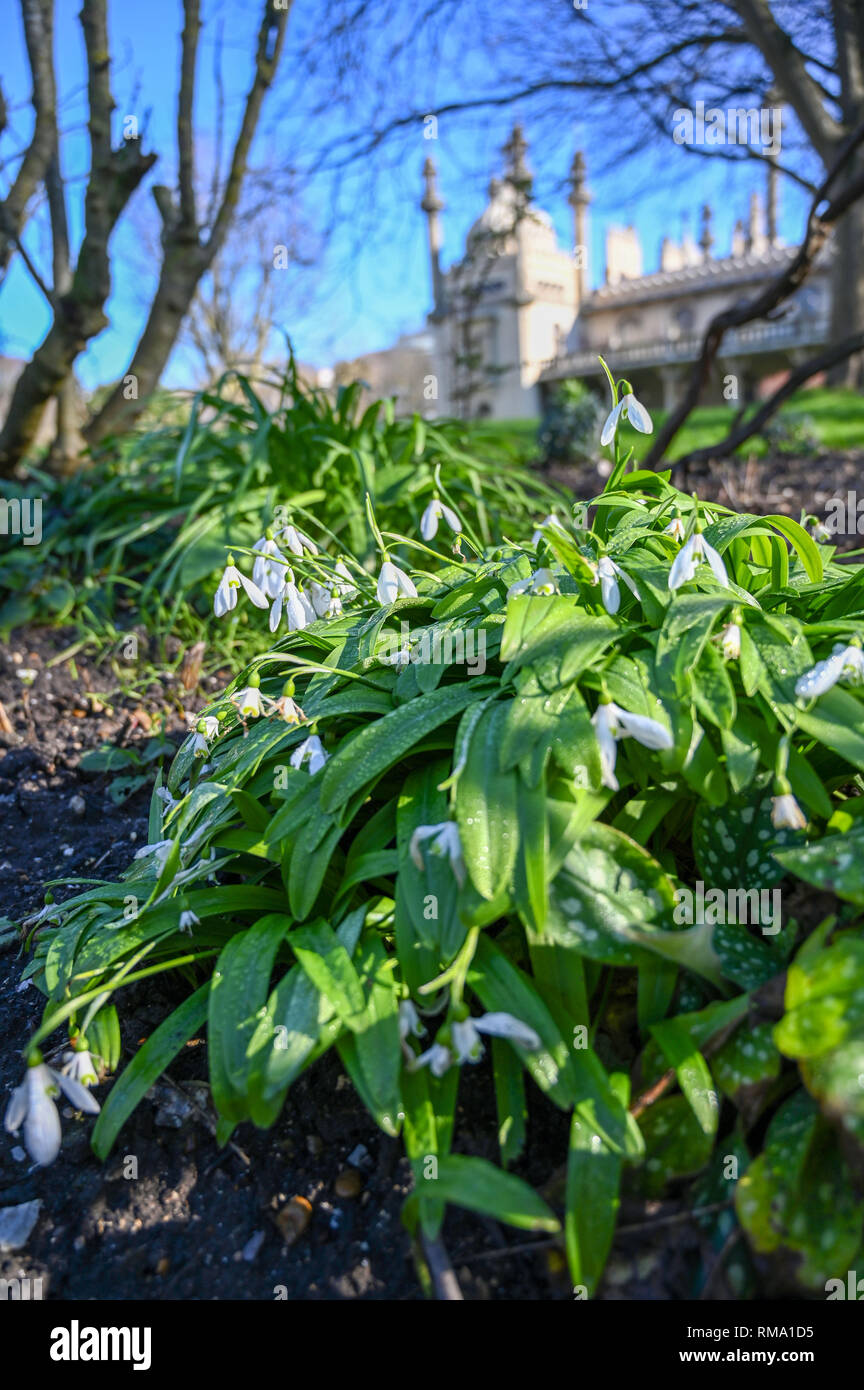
left=540, top=315, right=831, bottom=380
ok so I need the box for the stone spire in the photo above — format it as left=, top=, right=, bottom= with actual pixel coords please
left=699, top=203, right=714, bottom=261
left=502, top=122, right=532, bottom=198
left=766, top=157, right=779, bottom=247
left=747, top=191, right=767, bottom=254
left=568, top=149, right=591, bottom=308
left=421, top=156, right=445, bottom=318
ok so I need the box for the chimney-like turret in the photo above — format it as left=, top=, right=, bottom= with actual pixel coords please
left=421, top=156, right=445, bottom=318
left=568, top=149, right=591, bottom=308
left=699, top=203, right=714, bottom=261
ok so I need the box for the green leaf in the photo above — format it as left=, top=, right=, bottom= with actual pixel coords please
left=290, top=919, right=367, bottom=1024
left=455, top=702, right=519, bottom=900
left=650, top=1016, right=719, bottom=1137
left=208, top=914, right=290, bottom=1123
left=319, top=683, right=482, bottom=811
left=91, top=984, right=209, bottom=1159
left=775, top=827, right=864, bottom=906
left=403, top=1154, right=560, bottom=1234
left=566, top=1084, right=625, bottom=1296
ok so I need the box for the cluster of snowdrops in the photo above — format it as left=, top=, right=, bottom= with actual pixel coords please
left=7, top=375, right=864, bottom=1294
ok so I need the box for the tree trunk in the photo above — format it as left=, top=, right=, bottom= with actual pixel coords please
left=83, top=241, right=205, bottom=444
left=827, top=188, right=864, bottom=386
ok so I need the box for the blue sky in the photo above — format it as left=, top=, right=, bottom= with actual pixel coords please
left=0, top=0, right=812, bottom=389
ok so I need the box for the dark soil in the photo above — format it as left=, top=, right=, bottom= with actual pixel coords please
left=0, top=584, right=801, bottom=1302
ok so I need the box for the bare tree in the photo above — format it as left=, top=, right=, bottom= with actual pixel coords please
left=0, top=0, right=292, bottom=475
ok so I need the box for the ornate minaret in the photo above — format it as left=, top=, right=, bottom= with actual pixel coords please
left=502, top=122, right=533, bottom=200
left=699, top=203, right=714, bottom=261
left=568, top=150, right=591, bottom=309
left=421, top=156, right=445, bottom=319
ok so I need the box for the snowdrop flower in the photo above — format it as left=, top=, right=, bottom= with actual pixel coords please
left=5, top=1057, right=99, bottom=1166
left=809, top=519, right=832, bottom=542
left=377, top=559, right=417, bottom=606
left=794, top=642, right=864, bottom=700
left=280, top=523, right=318, bottom=557
left=334, top=559, right=357, bottom=599
left=771, top=791, right=807, bottom=831
left=591, top=700, right=674, bottom=792
left=421, top=497, right=460, bottom=540
left=213, top=558, right=269, bottom=618
left=452, top=1012, right=542, bottom=1065
left=531, top=514, right=567, bottom=546
left=324, top=591, right=343, bottom=618
left=409, top=821, right=466, bottom=887
left=134, top=839, right=174, bottom=871
left=178, top=910, right=199, bottom=935
left=232, top=676, right=264, bottom=719
left=62, top=1045, right=99, bottom=1089
left=601, top=392, right=653, bottom=446
left=507, top=567, right=558, bottom=598
left=595, top=556, right=641, bottom=616
left=155, top=786, right=178, bottom=809
left=307, top=581, right=332, bottom=619
left=411, top=1042, right=453, bottom=1077
left=290, top=734, right=329, bottom=775
left=379, top=642, right=414, bottom=670
left=664, top=516, right=686, bottom=543
left=269, top=684, right=305, bottom=724
left=720, top=623, right=741, bottom=661
left=252, top=535, right=287, bottom=600
left=668, top=530, right=729, bottom=591
left=270, top=578, right=315, bottom=634
left=190, top=716, right=220, bottom=757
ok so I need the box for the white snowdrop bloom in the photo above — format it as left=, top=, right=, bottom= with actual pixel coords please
left=591, top=701, right=673, bottom=791
left=325, top=591, right=343, bottom=619
left=377, top=560, right=417, bottom=606
left=308, top=581, right=332, bottom=619
left=668, top=531, right=729, bottom=591
left=596, top=556, right=640, bottom=615
left=61, top=1048, right=99, bottom=1089
left=269, top=692, right=305, bottom=725
left=134, top=839, right=174, bottom=870
left=252, top=536, right=287, bottom=600
left=334, top=559, right=357, bottom=599
left=5, top=1059, right=99, bottom=1167
left=600, top=392, right=653, bottom=446
left=178, top=910, right=200, bottom=934
left=379, top=643, right=414, bottom=670
left=232, top=684, right=264, bottom=718
left=771, top=793, right=807, bottom=830
left=506, top=567, right=558, bottom=598
left=270, top=579, right=312, bottom=634
left=664, top=516, right=686, bottom=543
left=409, top=821, right=466, bottom=887
left=398, top=1000, right=425, bottom=1043
left=421, top=497, right=460, bottom=540
left=810, top=520, right=832, bottom=542
left=190, top=716, right=219, bottom=757
left=280, top=523, right=318, bottom=557
left=454, top=1012, right=542, bottom=1063
left=411, top=1042, right=453, bottom=1077
left=289, top=734, right=329, bottom=775
left=794, top=643, right=864, bottom=700
left=213, top=561, right=268, bottom=618
left=154, top=786, right=178, bottom=809
left=531, top=514, right=567, bottom=546
left=720, top=623, right=741, bottom=661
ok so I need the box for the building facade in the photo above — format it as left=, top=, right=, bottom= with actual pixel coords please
left=419, top=126, right=832, bottom=419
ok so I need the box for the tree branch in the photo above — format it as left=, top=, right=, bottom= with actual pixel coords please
left=642, top=117, right=864, bottom=469
left=0, top=0, right=57, bottom=275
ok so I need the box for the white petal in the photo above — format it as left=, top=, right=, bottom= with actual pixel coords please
left=53, top=1068, right=100, bottom=1115
left=213, top=573, right=236, bottom=617
left=668, top=536, right=698, bottom=591
left=591, top=704, right=619, bottom=790
left=238, top=573, right=269, bottom=609
left=420, top=501, right=439, bottom=540
left=700, top=539, right=729, bottom=588
left=440, top=504, right=461, bottom=533
left=600, top=399, right=624, bottom=446
left=794, top=649, right=847, bottom=699
left=473, top=1013, right=542, bottom=1049
left=615, top=709, right=674, bottom=751
left=377, top=561, right=400, bottom=606
left=24, top=1066, right=62, bottom=1166
left=4, top=1081, right=28, bottom=1133
left=623, top=393, right=653, bottom=435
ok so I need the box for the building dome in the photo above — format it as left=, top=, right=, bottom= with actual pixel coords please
left=466, top=178, right=558, bottom=256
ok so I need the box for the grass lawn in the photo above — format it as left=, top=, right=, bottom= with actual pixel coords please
left=465, top=387, right=864, bottom=464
